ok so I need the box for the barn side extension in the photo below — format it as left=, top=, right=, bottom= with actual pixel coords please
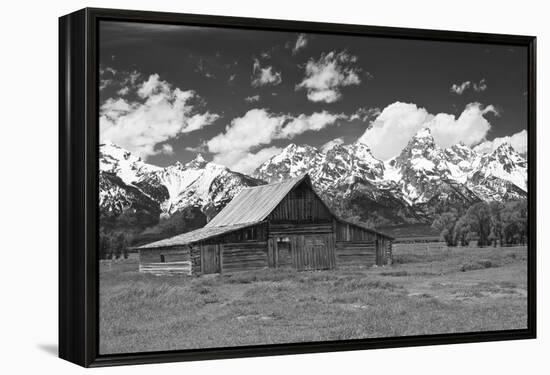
left=138, top=174, right=393, bottom=275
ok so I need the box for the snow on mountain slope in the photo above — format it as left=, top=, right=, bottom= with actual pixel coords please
left=99, top=144, right=263, bottom=219
left=252, top=127, right=527, bottom=225
left=254, top=144, right=322, bottom=183
left=443, top=143, right=478, bottom=183
left=469, top=143, right=527, bottom=192
left=387, top=128, right=455, bottom=204
left=100, top=130, right=528, bottom=228
left=100, top=141, right=160, bottom=185
left=313, top=141, right=385, bottom=192
left=149, top=154, right=262, bottom=215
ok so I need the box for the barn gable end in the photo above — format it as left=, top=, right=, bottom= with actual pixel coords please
left=267, top=179, right=333, bottom=223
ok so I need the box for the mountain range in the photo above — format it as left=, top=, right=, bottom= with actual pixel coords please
left=99, top=128, right=527, bottom=229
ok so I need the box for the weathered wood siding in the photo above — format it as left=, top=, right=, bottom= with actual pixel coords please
left=268, top=182, right=332, bottom=223
left=201, top=244, right=221, bottom=274
left=268, top=223, right=333, bottom=237
left=267, top=222, right=336, bottom=270
left=190, top=245, right=201, bottom=274
left=336, top=221, right=378, bottom=242
left=336, top=241, right=377, bottom=266
left=277, top=242, right=293, bottom=267
left=202, top=222, right=268, bottom=244
left=139, top=246, right=192, bottom=275
left=221, top=241, right=268, bottom=273
left=335, top=221, right=393, bottom=266
left=379, top=237, right=393, bottom=265
left=291, top=234, right=336, bottom=271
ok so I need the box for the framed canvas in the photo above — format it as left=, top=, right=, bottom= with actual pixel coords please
left=59, top=7, right=536, bottom=367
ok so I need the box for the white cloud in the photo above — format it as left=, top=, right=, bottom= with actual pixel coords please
left=473, top=78, right=488, bottom=92
left=244, top=95, right=260, bottom=103
left=280, top=111, right=344, bottom=138
left=207, top=108, right=343, bottom=173
left=251, top=59, right=282, bottom=87
left=100, top=73, right=219, bottom=158
left=100, top=68, right=140, bottom=93
left=358, top=102, right=498, bottom=160
left=321, top=137, right=345, bottom=153
left=117, top=86, right=130, bottom=96
left=292, top=34, right=308, bottom=54
left=136, top=74, right=172, bottom=98
left=474, top=129, right=527, bottom=155
left=160, top=144, right=174, bottom=155
left=350, top=107, right=381, bottom=122
left=450, top=81, right=471, bottom=95
left=207, top=109, right=286, bottom=155
left=185, top=144, right=208, bottom=153
left=296, top=51, right=361, bottom=103
left=450, top=79, right=487, bottom=95
left=100, top=98, right=134, bottom=119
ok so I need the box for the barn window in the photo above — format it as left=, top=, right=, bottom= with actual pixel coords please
left=244, top=227, right=256, bottom=241
left=160, top=254, right=166, bottom=263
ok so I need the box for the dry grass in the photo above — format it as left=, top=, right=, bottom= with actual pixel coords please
left=99, top=246, right=528, bottom=354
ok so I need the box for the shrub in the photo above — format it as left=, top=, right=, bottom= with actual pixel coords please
left=459, top=260, right=495, bottom=272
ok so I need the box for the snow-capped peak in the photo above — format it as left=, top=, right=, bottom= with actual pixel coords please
left=315, top=141, right=385, bottom=186
left=254, top=143, right=322, bottom=183
left=99, top=142, right=160, bottom=185
left=184, top=153, right=209, bottom=169
left=469, top=142, right=527, bottom=191
left=413, top=127, right=433, bottom=140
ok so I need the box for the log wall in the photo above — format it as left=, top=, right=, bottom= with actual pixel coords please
left=139, top=246, right=192, bottom=275
left=335, top=240, right=377, bottom=266
left=335, top=221, right=393, bottom=266
left=220, top=241, right=268, bottom=273
left=268, top=223, right=333, bottom=237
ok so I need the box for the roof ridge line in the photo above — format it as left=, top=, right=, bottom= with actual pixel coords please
left=241, top=174, right=307, bottom=190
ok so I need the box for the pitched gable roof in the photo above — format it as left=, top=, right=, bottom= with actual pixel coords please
left=138, top=222, right=257, bottom=249
left=205, top=175, right=308, bottom=227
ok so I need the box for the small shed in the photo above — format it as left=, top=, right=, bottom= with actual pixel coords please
left=138, top=174, right=394, bottom=275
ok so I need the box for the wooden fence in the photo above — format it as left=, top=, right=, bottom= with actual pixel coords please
left=393, top=241, right=528, bottom=256
left=139, top=261, right=192, bottom=276
left=392, top=241, right=448, bottom=255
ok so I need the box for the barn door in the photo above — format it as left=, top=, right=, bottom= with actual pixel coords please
left=293, top=234, right=334, bottom=271
left=201, top=244, right=220, bottom=274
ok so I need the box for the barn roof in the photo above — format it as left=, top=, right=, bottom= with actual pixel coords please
left=205, top=175, right=308, bottom=228
left=337, top=219, right=395, bottom=240
left=137, top=222, right=257, bottom=249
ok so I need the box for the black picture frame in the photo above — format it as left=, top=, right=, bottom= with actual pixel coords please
left=59, top=7, right=537, bottom=368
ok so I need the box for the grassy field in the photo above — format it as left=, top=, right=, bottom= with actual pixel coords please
left=99, top=245, right=527, bottom=354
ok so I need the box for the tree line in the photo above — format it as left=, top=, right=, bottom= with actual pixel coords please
left=99, top=206, right=206, bottom=260
left=99, top=230, right=131, bottom=260
left=431, top=200, right=527, bottom=247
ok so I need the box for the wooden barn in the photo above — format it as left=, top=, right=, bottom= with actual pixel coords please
left=138, top=174, right=394, bottom=275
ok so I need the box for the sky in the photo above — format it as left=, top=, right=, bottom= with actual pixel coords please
left=99, top=20, right=528, bottom=173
